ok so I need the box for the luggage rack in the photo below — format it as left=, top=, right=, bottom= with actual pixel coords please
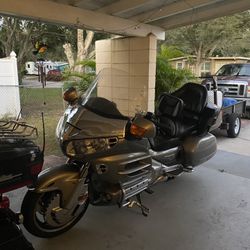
left=0, top=120, right=38, bottom=139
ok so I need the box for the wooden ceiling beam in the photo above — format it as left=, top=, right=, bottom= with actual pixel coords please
left=97, top=0, right=152, bottom=15
left=0, top=0, right=165, bottom=39
left=151, top=0, right=250, bottom=30
left=132, top=0, right=223, bottom=23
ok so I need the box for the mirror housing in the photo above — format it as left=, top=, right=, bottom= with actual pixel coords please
left=63, top=87, right=78, bottom=105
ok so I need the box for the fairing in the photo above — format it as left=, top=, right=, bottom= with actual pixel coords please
left=56, top=69, right=138, bottom=157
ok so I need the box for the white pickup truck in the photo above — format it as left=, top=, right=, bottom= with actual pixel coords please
left=203, top=63, right=250, bottom=109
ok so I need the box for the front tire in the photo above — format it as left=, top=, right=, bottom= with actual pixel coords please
left=227, top=113, right=241, bottom=138
left=21, top=190, right=89, bottom=238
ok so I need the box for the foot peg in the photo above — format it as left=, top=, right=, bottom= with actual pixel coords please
left=127, top=194, right=150, bottom=217
left=183, top=166, right=193, bottom=173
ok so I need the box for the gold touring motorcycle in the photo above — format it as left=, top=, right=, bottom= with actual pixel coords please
left=21, top=69, right=218, bottom=238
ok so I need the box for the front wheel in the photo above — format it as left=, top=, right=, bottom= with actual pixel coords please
left=227, top=113, right=241, bottom=138
left=21, top=190, right=89, bottom=238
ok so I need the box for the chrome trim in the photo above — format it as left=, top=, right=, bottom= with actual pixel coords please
left=118, top=163, right=151, bottom=175
left=149, top=147, right=179, bottom=157
left=121, top=178, right=150, bottom=206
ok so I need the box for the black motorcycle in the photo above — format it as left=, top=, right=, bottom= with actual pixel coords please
left=0, top=120, right=43, bottom=249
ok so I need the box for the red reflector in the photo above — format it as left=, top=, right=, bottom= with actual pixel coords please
left=30, top=163, right=43, bottom=175
left=0, top=196, right=10, bottom=208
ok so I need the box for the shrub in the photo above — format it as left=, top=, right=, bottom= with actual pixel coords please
left=62, top=59, right=96, bottom=93
left=155, top=55, right=195, bottom=101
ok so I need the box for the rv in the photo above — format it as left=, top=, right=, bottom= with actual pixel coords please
left=25, top=61, right=68, bottom=75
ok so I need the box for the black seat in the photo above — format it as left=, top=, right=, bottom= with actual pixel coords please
left=157, top=82, right=216, bottom=138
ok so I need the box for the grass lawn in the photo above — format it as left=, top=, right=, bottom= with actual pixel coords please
left=20, top=88, right=65, bottom=156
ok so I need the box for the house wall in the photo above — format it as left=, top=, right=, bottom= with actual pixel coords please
left=170, top=57, right=250, bottom=77
left=169, top=58, right=196, bottom=75
left=95, top=35, right=157, bottom=116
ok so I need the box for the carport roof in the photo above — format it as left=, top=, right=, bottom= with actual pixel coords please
left=0, top=0, right=250, bottom=40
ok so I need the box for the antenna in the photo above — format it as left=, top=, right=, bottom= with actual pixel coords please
left=41, top=112, right=46, bottom=154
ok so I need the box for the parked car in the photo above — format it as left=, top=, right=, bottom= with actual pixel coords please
left=202, top=63, right=250, bottom=109
left=46, top=69, right=62, bottom=81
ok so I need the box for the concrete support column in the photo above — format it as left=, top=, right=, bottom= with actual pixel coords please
left=95, top=34, right=156, bottom=116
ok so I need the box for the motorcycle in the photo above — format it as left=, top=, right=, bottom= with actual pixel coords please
left=0, top=120, right=43, bottom=249
left=21, top=68, right=219, bottom=238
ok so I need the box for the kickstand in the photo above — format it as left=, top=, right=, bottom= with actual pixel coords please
left=136, top=194, right=150, bottom=217
left=145, top=188, right=154, bottom=194
left=127, top=194, right=150, bottom=217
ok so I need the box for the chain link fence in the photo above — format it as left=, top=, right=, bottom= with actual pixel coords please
left=0, top=84, right=65, bottom=156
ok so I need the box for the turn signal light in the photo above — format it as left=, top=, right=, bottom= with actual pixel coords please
left=130, top=124, right=147, bottom=138
left=63, top=87, right=78, bottom=104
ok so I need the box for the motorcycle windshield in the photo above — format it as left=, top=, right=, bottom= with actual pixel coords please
left=80, top=68, right=146, bottom=118
left=56, top=68, right=143, bottom=141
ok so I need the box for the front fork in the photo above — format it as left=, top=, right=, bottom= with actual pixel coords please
left=63, top=163, right=89, bottom=211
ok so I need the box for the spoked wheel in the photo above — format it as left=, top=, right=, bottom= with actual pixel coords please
left=227, top=113, right=241, bottom=138
left=21, top=190, right=89, bottom=238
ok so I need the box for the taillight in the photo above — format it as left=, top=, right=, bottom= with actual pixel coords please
left=30, top=163, right=43, bottom=176
left=0, top=196, right=10, bottom=208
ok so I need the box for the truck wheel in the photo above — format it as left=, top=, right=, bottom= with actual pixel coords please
left=227, top=114, right=241, bottom=138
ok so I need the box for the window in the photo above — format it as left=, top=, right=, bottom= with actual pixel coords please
left=27, top=64, right=30, bottom=68
left=176, top=62, right=183, bottom=69
left=200, top=62, right=211, bottom=77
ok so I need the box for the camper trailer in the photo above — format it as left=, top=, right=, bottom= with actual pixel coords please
left=25, top=61, right=68, bottom=75
left=25, top=61, right=38, bottom=75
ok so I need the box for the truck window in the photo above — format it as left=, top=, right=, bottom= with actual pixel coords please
left=239, top=65, right=250, bottom=76
left=216, top=64, right=250, bottom=76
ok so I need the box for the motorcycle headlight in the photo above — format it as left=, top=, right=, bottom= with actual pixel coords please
left=65, top=138, right=115, bottom=157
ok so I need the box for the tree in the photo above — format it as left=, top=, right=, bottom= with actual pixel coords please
left=0, top=16, right=76, bottom=77
left=63, top=29, right=109, bottom=72
left=63, top=59, right=96, bottom=92
left=0, top=16, right=36, bottom=74
left=155, top=46, right=195, bottom=100
left=157, top=44, right=184, bottom=59
left=62, top=29, right=110, bottom=92
left=164, top=11, right=250, bottom=72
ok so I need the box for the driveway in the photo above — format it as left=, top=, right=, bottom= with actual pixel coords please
left=213, top=119, right=250, bottom=157
left=21, top=76, right=63, bottom=88
left=8, top=119, right=250, bottom=250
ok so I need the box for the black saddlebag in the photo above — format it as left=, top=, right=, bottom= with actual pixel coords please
left=0, top=209, right=34, bottom=250
left=0, top=139, right=43, bottom=193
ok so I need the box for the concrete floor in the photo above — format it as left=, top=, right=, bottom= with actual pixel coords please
left=8, top=119, right=250, bottom=250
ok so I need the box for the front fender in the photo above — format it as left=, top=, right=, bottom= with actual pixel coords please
left=29, top=164, right=81, bottom=206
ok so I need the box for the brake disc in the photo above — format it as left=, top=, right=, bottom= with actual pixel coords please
left=42, top=192, right=73, bottom=227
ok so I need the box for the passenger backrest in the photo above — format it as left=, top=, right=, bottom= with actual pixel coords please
left=172, top=83, right=208, bottom=115
left=157, top=93, right=183, bottom=118
left=157, top=83, right=215, bottom=138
